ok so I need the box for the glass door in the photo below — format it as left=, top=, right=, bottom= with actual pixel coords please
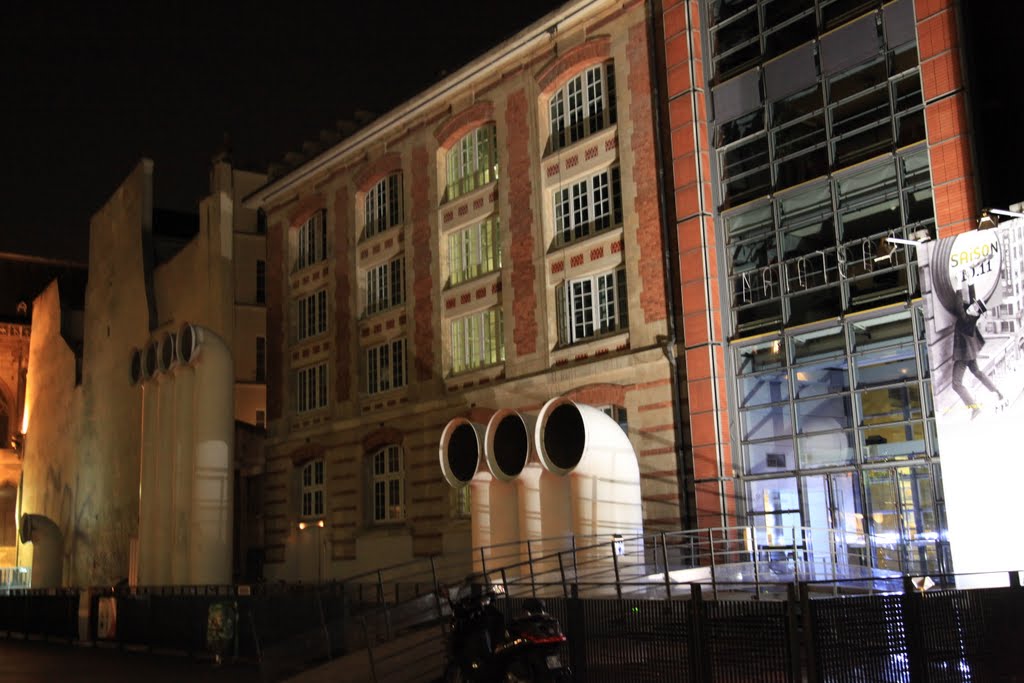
left=864, top=465, right=941, bottom=573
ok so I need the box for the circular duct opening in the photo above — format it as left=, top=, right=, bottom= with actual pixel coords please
left=447, top=423, right=480, bottom=483
left=493, top=416, right=528, bottom=477
left=543, top=403, right=585, bottom=471
left=159, top=332, right=177, bottom=372
left=144, top=341, right=160, bottom=377
left=129, top=349, right=142, bottom=384
left=178, top=323, right=197, bottom=364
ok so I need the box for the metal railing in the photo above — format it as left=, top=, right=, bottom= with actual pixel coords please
left=0, top=567, right=30, bottom=594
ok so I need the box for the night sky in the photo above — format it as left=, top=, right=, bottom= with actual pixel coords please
left=1, top=2, right=1021, bottom=264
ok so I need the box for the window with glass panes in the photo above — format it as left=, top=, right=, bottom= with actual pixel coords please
left=557, top=267, right=628, bottom=345
left=448, top=218, right=501, bottom=286
left=300, top=459, right=325, bottom=517
left=296, top=210, right=328, bottom=270
left=450, top=309, right=504, bottom=374
left=366, top=256, right=405, bottom=315
left=295, top=363, right=328, bottom=413
left=735, top=306, right=946, bottom=573
left=297, top=288, right=329, bottom=341
left=371, top=445, right=404, bottom=522
left=553, top=167, right=622, bottom=247
left=549, top=63, right=617, bottom=152
left=446, top=125, right=498, bottom=200
left=725, top=149, right=933, bottom=337
left=364, top=173, right=403, bottom=238
left=366, top=338, right=407, bottom=394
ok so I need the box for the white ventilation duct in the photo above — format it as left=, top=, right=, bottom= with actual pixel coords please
left=439, top=418, right=492, bottom=571
left=178, top=323, right=235, bottom=585
left=535, top=398, right=644, bottom=540
left=20, top=514, right=63, bottom=588
left=151, top=332, right=177, bottom=585
left=170, top=354, right=195, bottom=584
left=136, top=339, right=161, bottom=585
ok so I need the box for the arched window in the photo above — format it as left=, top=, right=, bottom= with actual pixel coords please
left=370, top=445, right=404, bottom=523
left=364, top=172, right=403, bottom=238
left=445, top=124, right=498, bottom=200
left=296, top=210, right=328, bottom=271
left=548, top=62, right=617, bottom=152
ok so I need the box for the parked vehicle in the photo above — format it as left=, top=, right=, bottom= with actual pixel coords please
left=440, top=582, right=572, bottom=682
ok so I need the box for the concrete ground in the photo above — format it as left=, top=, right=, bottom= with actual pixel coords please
left=0, top=638, right=261, bottom=682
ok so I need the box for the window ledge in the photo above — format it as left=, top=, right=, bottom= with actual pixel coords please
left=542, top=123, right=618, bottom=163
left=551, top=330, right=629, bottom=367
left=547, top=224, right=624, bottom=256
left=440, top=176, right=498, bottom=207
left=445, top=362, right=505, bottom=391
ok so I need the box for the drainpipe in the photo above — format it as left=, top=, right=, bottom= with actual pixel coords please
left=646, top=0, right=696, bottom=530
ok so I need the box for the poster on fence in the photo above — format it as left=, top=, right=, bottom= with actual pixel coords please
left=918, top=218, right=1024, bottom=586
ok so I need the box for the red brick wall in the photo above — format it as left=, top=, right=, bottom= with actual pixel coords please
left=536, top=37, right=612, bottom=97
left=333, top=189, right=352, bottom=403
left=662, top=0, right=735, bottom=529
left=434, top=102, right=496, bottom=149
left=266, top=219, right=285, bottom=420
left=916, top=0, right=976, bottom=237
left=410, top=145, right=435, bottom=382
left=627, top=21, right=668, bottom=324
left=506, top=88, right=539, bottom=358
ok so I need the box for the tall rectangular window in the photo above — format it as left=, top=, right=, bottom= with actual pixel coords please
left=296, top=288, right=329, bottom=341
left=296, top=210, right=328, bottom=270
left=446, top=124, right=498, bottom=200
left=549, top=63, right=617, bottom=152
left=256, top=260, right=266, bottom=304
left=366, top=256, right=405, bottom=315
left=256, top=336, right=266, bottom=382
left=448, top=218, right=501, bottom=286
left=553, top=167, right=622, bottom=246
left=366, top=338, right=407, bottom=394
left=295, top=363, right=329, bottom=413
left=364, top=173, right=403, bottom=238
left=300, top=459, right=325, bottom=517
left=371, top=446, right=404, bottom=523
left=558, top=267, right=629, bottom=344
left=451, top=308, right=505, bottom=374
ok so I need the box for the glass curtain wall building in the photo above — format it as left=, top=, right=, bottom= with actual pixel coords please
left=704, top=0, right=951, bottom=574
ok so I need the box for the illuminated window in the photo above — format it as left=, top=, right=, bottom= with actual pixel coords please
left=450, top=308, right=504, bottom=375
left=557, top=267, right=628, bottom=345
left=296, top=210, right=328, bottom=271
left=549, top=63, right=617, bottom=152
left=300, top=459, right=325, bottom=518
left=364, top=173, right=403, bottom=238
left=446, top=124, right=498, bottom=200
left=448, top=218, right=501, bottom=286
left=295, top=362, right=329, bottom=413
left=366, top=338, right=407, bottom=394
left=553, top=167, right=622, bottom=246
left=296, top=288, right=328, bottom=341
left=366, top=256, right=405, bottom=316
left=371, top=445, right=404, bottom=523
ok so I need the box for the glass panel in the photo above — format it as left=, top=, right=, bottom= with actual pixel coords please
left=864, top=469, right=902, bottom=571
left=717, top=109, right=764, bottom=147
left=850, top=311, right=912, bottom=350
left=853, top=345, right=918, bottom=386
left=792, top=359, right=850, bottom=399
left=791, top=326, right=845, bottom=362
left=765, top=13, right=815, bottom=58
left=858, top=384, right=923, bottom=423
left=773, top=87, right=823, bottom=127
left=736, top=339, right=785, bottom=374
left=899, top=466, right=940, bottom=574
left=748, top=477, right=800, bottom=546
left=798, top=428, right=855, bottom=467
left=726, top=203, right=774, bottom=240
left=861, top=419, right=926, bottom=461
left=779, top=184, right=833, bottom=259
left=796, top=396, right=853, bottom=432
left=737, top=369, right=790, bottom=407
left=741, top=405, right=793, bottom=441
left=745, top=438, right=796, bottom=474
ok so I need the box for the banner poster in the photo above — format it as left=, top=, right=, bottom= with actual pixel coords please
left=918, top=218, right=1024, bottom=586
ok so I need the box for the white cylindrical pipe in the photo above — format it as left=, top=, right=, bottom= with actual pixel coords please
left=19, top=514, right=63, bottom=588
left=151, top=332, right=177, bottom=585
left=137, top=340, right=161, bottom=585
left=170, top=361, right=195, bottom=584
left=535, top=398, right=644, bottom=540
left=180, top=323, right=235, bottom=585
left=439, top=418, right=492, bottom=572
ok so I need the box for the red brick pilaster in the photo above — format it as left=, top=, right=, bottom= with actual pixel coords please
left=506, top=89, right=539, bottom=358
left=916, top=0, right=976, bottom=237
left=628, top=21, right=667, bottom=324
left=266, top=219, right=285, bottom=420
left=410, top=145, right=435, bottom=382
left=333, top=189, right=352, bottom=403
left=663, top=0, right=735, bottom=529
